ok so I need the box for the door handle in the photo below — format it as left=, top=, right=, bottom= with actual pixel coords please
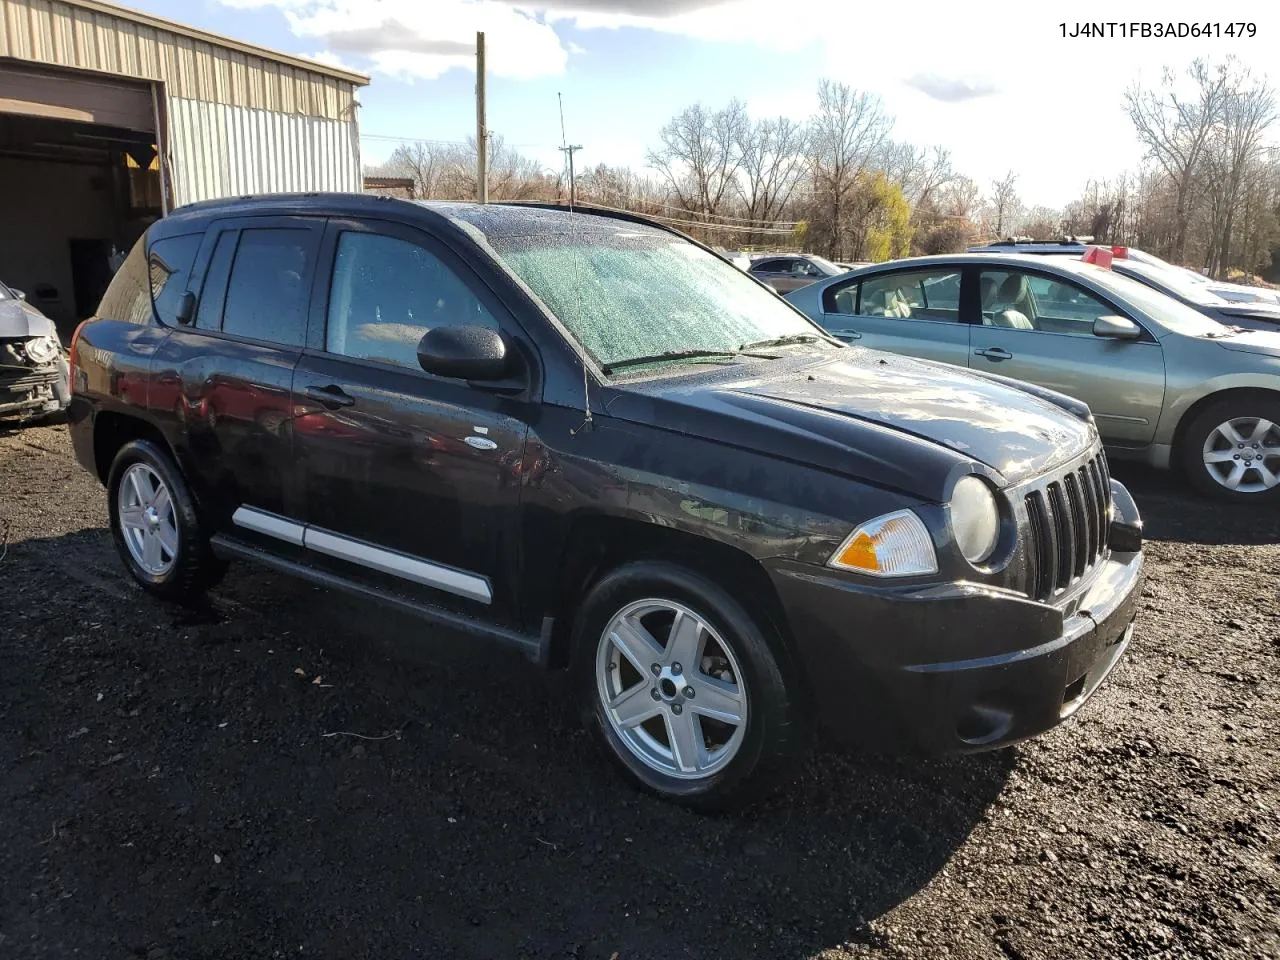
left=834, top=330, right=862, bottom=341
left=303, top=384, right=355, bottom=409
left=975, top=347, right=1013, bottom=361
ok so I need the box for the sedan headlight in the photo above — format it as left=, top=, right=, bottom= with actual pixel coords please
left=24, top=336, right=59, bottom=364
left=949, top=475, right=1000, bottom=565
left=828, top=509, right=938, bottom=577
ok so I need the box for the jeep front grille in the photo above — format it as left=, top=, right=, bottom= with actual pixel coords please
left=1023, top=452, right=1111, bottom=602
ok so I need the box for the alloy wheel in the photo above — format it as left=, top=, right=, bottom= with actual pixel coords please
left=595, top=598, right=748, bottom=780
left=117, top=462, right=180, bottom=576
left=1201, top=416, right=1280, bottom=494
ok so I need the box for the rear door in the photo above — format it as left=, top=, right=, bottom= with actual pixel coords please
left=967, top=266, right=1166, bottom=445
left=150, top=216, right=322, bottom=531
left=749, top=258, right=791, bottom=291
left=813, top=266, right=972, bottom=367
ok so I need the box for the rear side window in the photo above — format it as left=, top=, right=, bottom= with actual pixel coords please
left=147, top=234, right=202, bottom=325
left=97, top=238, right=152, bottom=324
left=220, top=229, right=313, bottom=346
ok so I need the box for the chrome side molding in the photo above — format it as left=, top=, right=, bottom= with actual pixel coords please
left=232, top=506, right=492, bottom=604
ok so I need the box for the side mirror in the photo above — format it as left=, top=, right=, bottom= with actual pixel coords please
left=1093, top=315, right=1141, bottom=340
left=175, top=291, right=197, bottom=325
left=11, top=288, right=25, bottom=301
left=417, top=325, right=509, bottom=381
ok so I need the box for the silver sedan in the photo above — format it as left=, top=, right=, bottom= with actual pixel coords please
left=785, top=253, right=1280, bottom=502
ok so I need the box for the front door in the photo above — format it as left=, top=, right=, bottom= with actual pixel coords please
left=816, top=266, right=971, bottom=367
left=967, top=267, right=1166, bottom=445
left=291, top=218, right=534, bottom=621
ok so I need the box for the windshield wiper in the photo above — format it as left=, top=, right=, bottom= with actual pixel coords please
left=602, top=349, right=740, bottom=374
left=737, top=333, right=821, bottom=351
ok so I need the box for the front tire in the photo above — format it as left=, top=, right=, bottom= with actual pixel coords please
left=573, top=560, right=806, bottom=811
left=107, top=439, right=224, bottom=602
left=1180, top=395, right=1280, bottom=502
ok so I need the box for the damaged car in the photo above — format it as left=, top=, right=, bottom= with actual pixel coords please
left=1, top=279, right=70, bottom=423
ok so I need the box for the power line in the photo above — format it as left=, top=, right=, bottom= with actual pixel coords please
left=586, top=183, right=800, bottom=228
left=575, top=196, right=796, bottom=235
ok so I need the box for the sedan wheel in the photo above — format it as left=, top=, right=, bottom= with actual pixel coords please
left=595, top=598, right=748, bottom=780
left=1200, top=416, right=1280, bottom=494
left=117, top=462, right=180, bottom=576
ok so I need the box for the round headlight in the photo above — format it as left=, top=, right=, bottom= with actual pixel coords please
left=24, top=336, right=59, bottom=364
left=949, top=475, right=1000, bottom=565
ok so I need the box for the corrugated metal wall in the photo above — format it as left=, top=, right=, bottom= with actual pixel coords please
left=167, top=97, right=361, bottom=206
left=0, top=0, right=363, bottom=121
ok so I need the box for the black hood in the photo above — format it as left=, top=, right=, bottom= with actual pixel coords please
left=608, top=349, right=1097, bottom=497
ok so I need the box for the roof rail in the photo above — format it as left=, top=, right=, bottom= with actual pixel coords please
left=984, top=235, right=1093, bottom=246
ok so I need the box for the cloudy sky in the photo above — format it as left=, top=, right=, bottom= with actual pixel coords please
left=129, top=0, right=1279, bottom=208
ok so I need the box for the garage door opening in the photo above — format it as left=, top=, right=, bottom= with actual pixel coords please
left=1, top=64, right=165, bottom=341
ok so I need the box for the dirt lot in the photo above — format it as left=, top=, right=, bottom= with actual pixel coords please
left=0, top=423, right=1276, bottom=960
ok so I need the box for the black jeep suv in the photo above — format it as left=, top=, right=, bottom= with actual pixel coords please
left=68, top=194, right=1144, bottom=809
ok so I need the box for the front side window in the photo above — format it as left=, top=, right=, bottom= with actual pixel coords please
left=147, top=234, right=202, bottom=325
left=847, top=269, right=962, bottom=322
left=326, top=232, right=498, bottom=369
left=489, top=229, right=823, bottom=372
left=221, top=229, right=312, bottom=346
left=981, top=269, right=1114, bottom=336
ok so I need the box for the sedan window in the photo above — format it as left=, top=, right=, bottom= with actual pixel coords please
left=980, top=269, right=1118, bottom=337
left=833, top=269, right=962, bottom=322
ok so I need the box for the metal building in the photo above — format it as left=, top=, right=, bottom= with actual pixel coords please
left=0, top=0, right=369, bottom=334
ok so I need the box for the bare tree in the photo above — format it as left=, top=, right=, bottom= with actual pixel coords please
left=1126, top=59, right=1229, bottom=262
left=378, top=142, right=444, bottom=198
left=1203, top=61, right=1277, bottom=277
left=938, top=175, right=982, bottom=221
left=808, top=80, right=891, bottom=257
left=734, top=116, right=808, bottom=244
left=989, top=170, right=1021, bottom=237
left=883, top=143, right=954, bottom=209
left=646, top=100, right=750, bottom=223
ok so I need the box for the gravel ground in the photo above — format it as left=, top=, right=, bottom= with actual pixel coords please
left=0, top=422, right=1277, bottom=960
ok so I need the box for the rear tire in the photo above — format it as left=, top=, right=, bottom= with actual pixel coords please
left=573, top=560, right=807, bottom=811
left=1179, top=395, right=1280, bottom=502
left=107, top=439, right=225, bottom=602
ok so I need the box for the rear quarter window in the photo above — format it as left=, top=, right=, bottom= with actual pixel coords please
left=148, top=234, right=203, bottom=325
left=96, top=238, right=152, bottom=324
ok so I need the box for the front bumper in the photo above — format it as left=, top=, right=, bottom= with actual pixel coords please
left=0, top=358, right=70, bottom=419
left=768, top=484, right=1145, bottom=754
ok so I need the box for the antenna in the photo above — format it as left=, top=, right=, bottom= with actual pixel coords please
left=558, top=92, right=592, bottom=436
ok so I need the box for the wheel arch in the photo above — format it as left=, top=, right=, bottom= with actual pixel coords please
left=544, top=513, right=806, bottom=690
left=1170, top=386, right=1280, bottom=466
left=92, top=411, right=173, bottom=484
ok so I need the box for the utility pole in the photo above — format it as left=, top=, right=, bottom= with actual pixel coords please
left=557, top=92, right=581, bottom=210
left=559, top=143, right=582, bottom=209
left=475, top=31, right=488, bottom=203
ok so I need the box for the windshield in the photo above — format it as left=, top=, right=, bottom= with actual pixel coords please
left=806, top=255, right=842, bottom=276
left=1119, top=261, right=1228, bottom=306
left=1084, top=266, right=1232, bottom=337
left=488, top=229, right=825, bottom=372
